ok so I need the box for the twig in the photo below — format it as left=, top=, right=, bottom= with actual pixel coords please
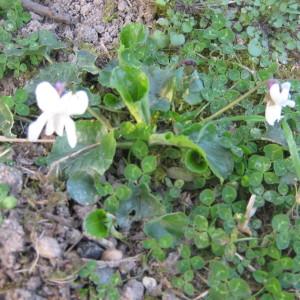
left=0, top=136, right=55, bottom=143
left=193, top=290, right=209, bottom=300
left=238, top=194, right=257, bottom=236
left=202, top=81, right=266, bottom=122
left=82, top=254, right=141, bottom=269
left=100, top=41, right=112, bottom=60
left=47, top=142, right=101, bottom=176
left=21, top=0, right=72, bottom=24
left=83, top=232, right=115, bottom=249
left=235, top=253, right=256, bottom=272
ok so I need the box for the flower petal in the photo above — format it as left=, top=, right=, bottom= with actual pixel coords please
left=279, top=82, right=291, bottom=105
left=269, top=83, right=283, bottom=105
left=35, top=82, right=61, bottom=113
left=28, top=112, right=49, bottom=141
left=285, top=100, right=295, bottom=108
left=61, top=91, right=89, bottom=115
left=64, top=116, right=77, bottom=148
left=53, top=114, right=66, bottom=136
left=265, top=103, right=282, bottom=126
left=45, top=117, right=55, bottom=135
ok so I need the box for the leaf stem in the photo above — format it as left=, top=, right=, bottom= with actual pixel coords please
left=282, top=119, right=300, bottom=180
left=116, top=142, right=133, bottom=149
left=87, top=107, right=113, bottom=131
left=202, top=81, right=266, bottom=122
left=0, top=136, right=55, bottom=143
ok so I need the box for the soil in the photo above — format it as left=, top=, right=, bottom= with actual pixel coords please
left=0, top=1, right=165, bottom=300
left=21, top=0, right=155, bottom=51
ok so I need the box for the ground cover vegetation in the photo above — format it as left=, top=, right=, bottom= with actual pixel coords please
left=1, top=0, right=300, bottom=299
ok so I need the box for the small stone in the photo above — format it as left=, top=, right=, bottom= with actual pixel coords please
left=76, top=25, right=98, bottom=43
left=0, top=217, right=25, bottom=268
left=162, top=291, right=180, bottom=300
left=119, top=260, right=136, bottom=274
left=26, top=276, right=42, bottom=290
left=118, top=0, right=127, bottom=11
left=121, top=279, right=144, bottom=300
left=94, top=267, right=114, bottom=285
left=0, top=164, right=23, bottom=195
left=101, top=249, right=123, bottom=261
left=142, top=276, right=157, bottom=291
left=36, top=236, right=62, bottom=259
left=77, top=240, right=103, bottom=260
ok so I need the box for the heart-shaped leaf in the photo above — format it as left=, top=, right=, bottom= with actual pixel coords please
left=47, top=120, right=116, bottom=177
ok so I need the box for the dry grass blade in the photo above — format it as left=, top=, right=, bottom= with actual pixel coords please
left=238, top=194, right=257, bottom=236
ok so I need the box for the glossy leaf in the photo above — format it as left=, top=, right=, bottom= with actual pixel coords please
left=47, top=121, right=116, bottom=177
left=83, top=209, right=110, bottom=238
left=144, top=212, right=189, bottom=244
left=110, top=65, right=150, bottom=123
left=67, top=172, right=98, bottom=205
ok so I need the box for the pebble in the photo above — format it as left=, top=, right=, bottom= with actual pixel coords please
left=101, top=248, right=123, bottom=261
left=118, top=0, right=127, bottom=11
left=121, top=279, right=144, bottom=300
left=0, top=164, right=23, bottom=195
left=142, top=276, right=157, bottom=291
left=36, top=236, right=62, bottom=259
left=77, top=240, right=103, bottom=260
left=94, top=267, right=114, bottom=284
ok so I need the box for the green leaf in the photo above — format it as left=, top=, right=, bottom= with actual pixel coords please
left=143, top=65, right=174, bottom=112
left=248, top=155, right=271, bottom=172
left=0, top=196, right=17, bottom=209
left=272, top=214, right=290, bottom=232
left=119, top=23, right=150, bottom=66
left=120, top=23, right=148, bottom=49
left=47, top=121, right=116, bottom=177
left=169, top=32, right=185, bottom=47
left=208, top=261, right=230, bottom=285
left=131, top=140, right=149, bottom=159
left=248, top=39, right=262, bottom=57
left=253, top=270, right=269, bottom=284
left=110, top=65, right=150, bottom=123
left=275, top=230, right=290, bottom=250
left=76, top=50, right=99, bottom=74
left=144, top=212, right=189, bottom=244
left=103, top=93, right=124, bottom=109
left=0, top=101, right=14, bottom=136
left=190, top=256, right=205, bottom=270
left=183, top=71, right=204, bottom=105
left=67, top=172, right=98, bottom=205
left=222, top=185, right=237, bottom=203
left=38, top=30, right=65, bottom=51
left=194, top=232, right=210, bottom=249
left=141, top=155, right=157, bottom=173
left=264, top=144, right=284, bottom=161
left=0, top=184, right=9, bottom=198
left=265, top=277, right=282, bottom=295
left=193, top=215, right=208, bottom=231
left=25, top=62, right=79, bottom=96
left=228, top=278, right=251, bottom=299
left=199, top=189, right=215, bottom=206
left=150, top=124, right=234, bottom=182
left=116, top=183, right=165, bottom=227
left=282, top=119, right=300, bottom=180
left=83, top=209, right=110, bottom=238
left=124, top=164, right=142, bottom=181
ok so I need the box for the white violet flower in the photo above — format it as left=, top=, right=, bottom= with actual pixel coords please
left=265, top=80, right=295, bottom=126
left=28, top=81, right=89, bottom=148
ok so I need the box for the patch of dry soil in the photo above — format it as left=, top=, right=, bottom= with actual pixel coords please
left=21, top=0, right=155, bottom=51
